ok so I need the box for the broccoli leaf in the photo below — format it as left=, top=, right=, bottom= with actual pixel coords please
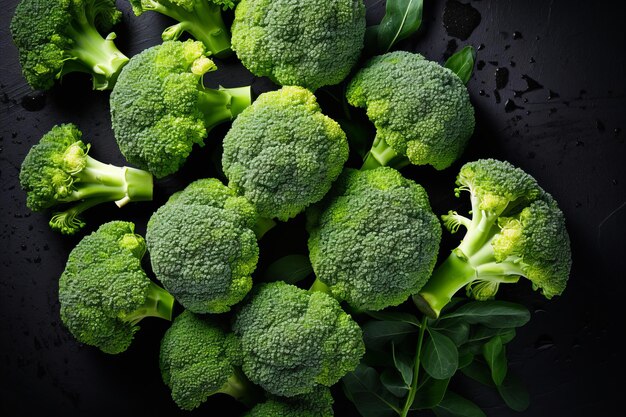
left=443, top=301, right=530, bottom=328
left=445, top=46, right=476, bottom=84
left=422, top=329, right=458, bottom=379
left=482, top=336, right=508, bottom=385
left=342, top=363, right=402, bottom=417
left=433, top=391, right=486, bottom=417
left=410, top=376, right=450, bottom=410
left=262, top=254, right=313, bottom=284
left=366, top=0, right=424, bottom=54
left=497, top=372, right=530, bottom=411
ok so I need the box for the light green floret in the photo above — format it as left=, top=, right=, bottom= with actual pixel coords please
left=307, top=167, right=442, bottom=311
left=19, top=124, right=153, bottom=235
left=222, top=86, right=349, bottom=221
left=10, top=0, right=128, bottom=90
left=415, top=159, right=572, bottom=318
left=146, top=179, right=270, bottom=314
left=231, top=0, right=366, bottom=90
left=233, top=282, right=364, bottom=397
left=128, top=0, right=235, bottom=57
left=160, top=311, right=258, bottom=410
left=59, top=221, right=174, bottom=354
left=110, top=40, right=252, bottom=178
left=347, top=51, right=475, bottom=170
left=246, top=387, right=334, bottom=417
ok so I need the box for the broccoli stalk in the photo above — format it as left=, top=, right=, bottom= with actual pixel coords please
left=361, top=136, right=410, bottom=171
left=198, top=85, right=252, bottom=130
left=121, top=282, right=176, bottom=325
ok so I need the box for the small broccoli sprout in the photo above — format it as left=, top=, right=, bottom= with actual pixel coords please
left=245, top=386, right=334, bottom=417
left=346, top=51, right=475, bottom=171
left=10, top=0, right=129, bottom=90
left=160, top=311, right=258, bottom=410
left=110, top=40, right=252, bottom=178
left=222, top=86, right=349, bottom=221
left=414, top=159, right=572, bottom=318
left=307, top=167, right=442, bottom=311
left=59, top=221, right=174, bottom=354
left=19, top=124, right=153, bottom=235
left=231, top=0, right=366, bottom=90
left=128, top=0, right=235, bottom=57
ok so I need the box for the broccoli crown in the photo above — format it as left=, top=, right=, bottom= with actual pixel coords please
left=160, top=310, right=242, bottom=410
left=147, top=179, right=259, bottom=313
left=59, top=221, right=169, bottom=354
left=130, top=0, right=234, bottom=15
left=222, top=86, right=349, bottom=221
left=231, top=0, right=366, bottom=90
left=347, top=51, right=475, bottom=170
left=246, top=387, right=334, bottom=417
left=10, top=0, right=127, bottom=90
left=307, top=167, right=442, bottom=311
left=233, top=281, right=364, bottom=397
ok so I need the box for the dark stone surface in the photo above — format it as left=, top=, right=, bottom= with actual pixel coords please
left=0, top=0, right=624, bottom=415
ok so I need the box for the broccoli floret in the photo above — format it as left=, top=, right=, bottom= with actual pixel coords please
left=128, top=0, right=235, bottom=57
left=231, top=0, right=366, bottom=90
left=110, top=40, right=252, bottom=178
left=233, top=281, right=364, bottom=397
left=346, top=51, right=475, bottom=170
left=146, top=179, right=272, bottom=314
left=414, top=159, right=572, bottom=318
left=59, top=221, right=174, bottom=354
left=222, top=86, right=349, bottom=221
left=160, top=310, right=258, bottom=410
left=10, top=0, right=129, bottom=90
left=246, top=387, right=334, bottom=417
left=307, top=167, right=442, bottom=311
left=19, top=124, right=153, bottom=235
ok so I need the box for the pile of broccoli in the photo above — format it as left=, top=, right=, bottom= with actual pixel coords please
left=12, top=0, right=573, bottom=415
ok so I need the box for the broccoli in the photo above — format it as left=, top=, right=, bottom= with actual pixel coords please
left=59, top=221, right=174, bottom=354
left=222, top=86, right=349, bottom=221
left=245, top=386, right=334, bottom=417
left=233, top=281, right=364, bottom=397
left=414, top=159, right=572, bottom=318
left=307, top=167, right=442, bottom=311
left=19, top=124, right=153, bottom=235
left=110, top=40, right=252, bottom=178
left=160, top=310, right=258, bottom=410
left=346, top=51, right=475, bottom=171
left=146, top=178, right=273, bottom=314
left=231, top=0, right=366, bottom=91
left=10, top=0, right=129, bottom=90
left=127, top=0, right=235, bottom=57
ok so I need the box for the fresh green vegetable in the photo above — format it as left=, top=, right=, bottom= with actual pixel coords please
left=231, top=0, right=366, bottom=90
left=10, top=0, right=129, bottom=90
left=59, top=221, right=174, bottom=354
left=245, top=387, right=334, bottom=417
left=365, top=0, right=424, bottom=55
left=110, top=40, right=251, bottom=178
left=19, top=124, right=153, bottom=235
left=445, top=45, right=476, bottom=85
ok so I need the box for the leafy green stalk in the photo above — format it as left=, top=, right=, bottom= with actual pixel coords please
left=361, top=137, right=410, bottom=170
left=198, top=86, right=252, bottom=130
left=252, top=217, right=276, bottom=240
left=400, top=317, right=427, bottom=417
left=121, top=281, right=175, bottom=325
left=219, top=368, right=262, bottom=407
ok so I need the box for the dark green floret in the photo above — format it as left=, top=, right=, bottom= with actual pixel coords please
left=233, top=282, right=364, bottom=397
left=245, top=386, right=334, bottom=417
left=110, top=40, right=252, bottom=178
left=128, top=0, right=235, bottom=57
left=307, top=167, right=442, bottom=311
left=231, top=0, right=366, bottom=90
left=347, top=51, right=475, bottom=170
left=10, top=0, right=128, bottom=90
left=222, top=86, right=349, bottom=221
left=415, top=159, right=572, bottom=318
left=19, top=124, right=153, bottom=235
left=59, top=221, right=174, bottom=354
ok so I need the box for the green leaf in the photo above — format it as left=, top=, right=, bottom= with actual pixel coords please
left=433, top=391, right=487, bottom=417
left=458, top=352, right=474, bottom=369
left=444, top=46, right=476, bottom=84
left=342, top=364, right=402, bottom=417
left=459, top=359, right=494, bottom=387
left=363, top=320, right=418, bottom=350
left=262, top=255, right=312, bottom=284
left=380, top=368, right=410, bottom=398
left=497, top=371, right=530, bottom=412
left=366, top=0, right=424, bottom=54
left=465, top=327, right=516, bottom=350
left=422, top=329, right=459, bottom=379
left=410, top=376, right=450, bottom=410
left=392, top=342, right=414, bottom=386
left=444, top=301, right=531, bottom=328
left=433, top=319, right=470, bottom=346
left=367, top=311, right=421, bottom=327
left=482, top=337, right=507, bottom=385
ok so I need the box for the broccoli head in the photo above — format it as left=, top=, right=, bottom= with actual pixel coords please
left=233, top=281, right=364, bottom=397
left=147, top=179, right=270, bottom=314
left=110, top=40, right=252, bottom=178
left=414, top=159, right=572, bottom=318
left=128, top=0, right=235, bottom=57
left=231, top=0, right=366, bottom=90
left=307, top=167, right=442, bottom=311
left=59, top=221, right=174, bottom=354
left=160, top=311, right=257, bottom=410
left=222, top=86, right=349, bottom=221
left=19, top=124, right=153, bottom=235
left=246, top=386, right=334, bottom=417
left=347, top=51, right=475, bottom=170
left=10, top=0, right=129, bottom=90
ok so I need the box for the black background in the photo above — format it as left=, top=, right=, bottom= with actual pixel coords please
left=1, top=0, right=625, bottom=416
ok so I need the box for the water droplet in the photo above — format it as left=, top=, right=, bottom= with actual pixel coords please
left=493, top=90, right=502, bottom=104
left=20, top=91, right=47, bottom=112
left=477, top=60, right=486, bottom=70
left=477, top=43, right=485, bottom=51
left=443, top=0, right=482, bottom=40
left=512, top=31, right=523, bottom=40
left=548, top=90, right=560, bottom=100
left=534, top=334, right=555, bottom=351
left=495, top=67, right=509, bottom=90
left=529, top=57, right=536, bottom=64
left=504, top=99, right=524, bottom=112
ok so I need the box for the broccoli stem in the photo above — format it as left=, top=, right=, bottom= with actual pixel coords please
left=198, top=86, right=252, bottom=130
left=361, top=137, right=410, bottom=170
left=309, top=278, right=333, bottom=295
left=218, top=368, right=262, bottom=407
left=253, top=217, right=276, bottom=240
left=400, top=317, right=428, bottom=417
left=49, top=196, right=113, bottom=235
left=122, top=282, right=175, bottom=325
